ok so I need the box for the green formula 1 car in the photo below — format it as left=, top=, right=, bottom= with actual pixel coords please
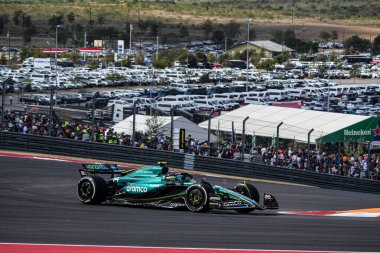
left=77, top=162, right=279, bottom=213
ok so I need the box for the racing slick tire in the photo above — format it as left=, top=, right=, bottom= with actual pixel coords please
left=184, top=184, right=211, bottom=212
left=77, top=176, right=107, bottom=204
left=233, top=182, right=260, bottom=213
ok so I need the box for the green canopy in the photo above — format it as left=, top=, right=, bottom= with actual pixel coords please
left=317, top=117, right=378, bottom=143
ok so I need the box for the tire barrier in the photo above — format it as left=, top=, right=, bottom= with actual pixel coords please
left=1, top=131, right=379, bottom=194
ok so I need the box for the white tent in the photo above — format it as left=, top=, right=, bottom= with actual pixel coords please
left=198, top=104, right=372, bottom=144
left=112, top=115, right=216, bottom=142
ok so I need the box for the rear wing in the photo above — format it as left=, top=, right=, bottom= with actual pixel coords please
left=79, top=164, right=122, bottom=178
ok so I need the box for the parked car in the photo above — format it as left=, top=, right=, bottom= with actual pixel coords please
left=20, top=94, right=50, bottom=105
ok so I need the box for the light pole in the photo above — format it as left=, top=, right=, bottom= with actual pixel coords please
left=245, top=18, right=252, bottom=92
left=129, top=24, right=133, bottom=57
left=7, top=30, right=10, bottom=66
left=54, top=25, right=60, bottom=106
left=156, top=36, right=159, bottom=61
left=83, top=31, right=87, bottom=62
left=327, top=54, right=331, bottom=112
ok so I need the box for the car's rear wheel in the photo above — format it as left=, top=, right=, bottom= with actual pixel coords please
left=233, top=182, right=260, bottom=213
left=78, top=176, right=107, bottom=204
left=184, top=184, right=211, bottom=212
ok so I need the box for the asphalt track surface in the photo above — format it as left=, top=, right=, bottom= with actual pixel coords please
left=0, top=156, right=379, bottom=252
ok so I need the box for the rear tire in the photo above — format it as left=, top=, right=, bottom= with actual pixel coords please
left=77, top=176, right=107, bottom=204
left=184, top=184, right=211, bottom=212
left=233, top=182, right=260, bottom=213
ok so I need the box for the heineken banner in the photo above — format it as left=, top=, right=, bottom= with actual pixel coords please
left=317, top=117, right=379, bottom=143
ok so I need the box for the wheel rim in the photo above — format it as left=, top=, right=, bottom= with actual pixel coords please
left=188, top=189, right=203, bottom=207
left=79, top=181, right=93, bottom=200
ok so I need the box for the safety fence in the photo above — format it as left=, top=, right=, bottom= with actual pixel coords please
left=1, top=132, right=379, bottom=194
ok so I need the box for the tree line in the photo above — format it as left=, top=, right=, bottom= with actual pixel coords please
left=2, top=10, right=380, bottom=63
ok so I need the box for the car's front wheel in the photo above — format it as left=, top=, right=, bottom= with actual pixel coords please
left=77, top=176, right=107, bottom=204
left=184, top=184, right=211, bottom=212
left=233, top=182, right=260, bottom=213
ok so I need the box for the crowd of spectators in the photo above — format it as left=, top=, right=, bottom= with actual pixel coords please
left=1, top=110, right=174, bottom=150
left=1, top=110, right=379, bottom=180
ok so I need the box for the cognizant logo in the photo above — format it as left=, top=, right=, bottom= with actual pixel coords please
left=126, top=186, right=148, bottom=193
left=344, top=129, right=371, bottom=136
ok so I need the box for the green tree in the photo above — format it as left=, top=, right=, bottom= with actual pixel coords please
left=122, top=57, right=132, bottom=68
left=57, top=28, right=69, bottom=47
left=319, top=31, right=331, bottom=42
left=0, top=14, right=9, bottom=34
left=223, top=21, right=240, bottom=40
left=257, top=59, right=276, bottom=71
left=22, top=14, right=32, bottom=28
left=271, top=30, right=284, bottom=44
left=48, top=14, right=64, bottom=29
left=67, top=12, right=76, bottom=24
left=135, top=52, right=145, bottom=65
left=373, top=35, right=380, bottom=55
left=137, top=19, right=150, bottom=35
left=70, top=52, right=80, bottom=64
left=207, top=53, right=216, bottom=63
left=249, top=28, right=256, bottom=41
left=331, top=30, right=338, bottom=41
left=23, top=26, right=37, bottom=44
left=13, top=10, right=23, bottom=26
left=145, top=114, right=165, bottom=136
left=344, top=35, right=371, bottom=54
left=218, top=53, right=232, bottom=66
left=275, top=51, right=291, bottom=64
left=104, top=54, right=114, bottom=64
left=20, top=48, right=44, bottom=61
left=150, top=21, right=161, bottom=37
left=88, top=60, right=99, bottom=69
left=178, top=52, right=197, bottom=67
left=153, top=56, right=171, bottom=69
left=179, top=25, right=189, bottom=38
left=202, top=20, right=213, bottom=38
left=0, top=54, right=6, bottom=65
left=106, top=73, right=123, bottom=84
left=211, top=30, right=225, bottom=45
left=97, top=15, right=106, bottom=27
left=199, top=73, right=210, bottom=83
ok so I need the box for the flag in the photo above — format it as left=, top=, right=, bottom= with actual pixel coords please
left=271, top=134, right=276, bottom=147
left=252, top=131, right=256, bottom=147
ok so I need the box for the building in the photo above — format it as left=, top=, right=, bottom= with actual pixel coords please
left=227, top=40, right=294, bottom=58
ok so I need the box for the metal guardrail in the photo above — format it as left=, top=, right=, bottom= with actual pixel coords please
left=1, top=132, right=379, bottom=194
left=193, top=156, right=380, bottom=194
left=0, top=132, right=185, bottom=169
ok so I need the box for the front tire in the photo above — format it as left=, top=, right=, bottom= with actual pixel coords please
left=78, top=176, right=107, bottom=204
left=184, top=184, right=211, bottom=212
left=233, top=182, right=260, bottom=213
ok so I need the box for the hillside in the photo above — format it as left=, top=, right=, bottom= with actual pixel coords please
left=0, top=0, right=379, bottom=47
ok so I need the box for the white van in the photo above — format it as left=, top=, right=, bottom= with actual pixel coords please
left=266, top=89, right=289, bottom=101
left=245, top=97, right=271, bottom=105
left=169, top=83, right=192, bottom=92
left=156, top=95, right=191, bottom=103
left=193, top=99, right=221, bottom=110
left=246, top=91, right=267, bottom=98
left=211, top=93, right=236, bottom=101
left=153, top=102, right=181, bottom=112
left=213, top=92, right=245, bottom=103
left=286, top=89, right=308, bottom=100
left=327, top=86, right=343, bottom=97
left=29, top=73, right=49, bottom=82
